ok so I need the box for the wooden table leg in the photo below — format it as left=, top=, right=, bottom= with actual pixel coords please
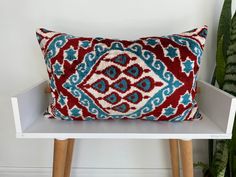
left=169, top=139, right=180, bottom=177
left=52, top=139, right=69, bottom=177
left=64, top=139, right=75, bottom=177
left=180, top=139, right=193, bottom=177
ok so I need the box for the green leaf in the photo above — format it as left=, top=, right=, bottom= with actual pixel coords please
left=223, top=11, right=236, bottom=95
left=224, top=11, right=236, bottom=177
left=217, top=0, right=231, bottom=42
left=226, top=12, right=236, bottom=58
left=210, top=2, right=234, bottom=177
left=215, top=0, right=232, bottom=88
left=233, top=153, right=236, bottom=176
left=217, top=0, right=232, bottom=59
left=212, top=140, right=229, bottom=177
left=216, top=36, right=226, bottom=88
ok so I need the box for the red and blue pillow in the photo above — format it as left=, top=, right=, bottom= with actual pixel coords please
left=36, top=26, right=207, bottom=121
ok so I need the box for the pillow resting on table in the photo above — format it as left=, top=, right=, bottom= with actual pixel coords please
left=36, top=26, right=207, bottom=121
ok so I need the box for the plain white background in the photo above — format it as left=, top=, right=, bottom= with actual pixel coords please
left=0, top=0, right=235, bottom=176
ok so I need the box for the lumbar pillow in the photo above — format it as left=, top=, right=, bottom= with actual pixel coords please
left=36, top=26, right=207, bottom=121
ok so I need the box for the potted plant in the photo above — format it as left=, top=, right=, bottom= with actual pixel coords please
left=195, top=0, right=236, bottom=176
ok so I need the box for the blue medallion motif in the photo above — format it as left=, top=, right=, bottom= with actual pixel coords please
left=125, top=65, right=141, bottom=78
left=165, top=45, right=179, bottom=60
left=182, top=58, right=194, bottom=75
left=53, top=62, right=64, bottom=77
left=163, top=105, right=175, bottom=117
left=145, top=115, right=156, bottom=121
left=180, top=92, right=191, bottom=106
left=125, top=92, right=140, bottom=104
left=92, top=79, right=108, bottom=93
left=58, top=94, right=67, bottom=107
left=112, top=78, right=130, bottom=93
left=104, top=93, right=119, bottom=104
left=50, top=77, right=56, bottom=90
left=79, top=40, right=91, bottom=49
left=103, top=66, right=121, bottom=79
left=145, top=38, right=159, bottom=47
left=70, top=106, right=81, bottom=117
left=64, top=46, right=77, bottom=62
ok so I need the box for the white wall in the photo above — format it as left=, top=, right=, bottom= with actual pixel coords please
left=0, top=0, right=228, bottom=176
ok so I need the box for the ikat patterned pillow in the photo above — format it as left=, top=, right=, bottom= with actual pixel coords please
left=36, top=26, right=207, bottom=121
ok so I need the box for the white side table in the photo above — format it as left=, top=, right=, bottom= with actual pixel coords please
left=11, top=80, right=236, bottom=177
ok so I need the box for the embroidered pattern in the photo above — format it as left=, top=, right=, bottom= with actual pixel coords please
left=36, top=26, right=207, bottom=121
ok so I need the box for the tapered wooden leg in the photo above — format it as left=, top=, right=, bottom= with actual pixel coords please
left=169, top=139, right=180, bottom=177
left=180, top=139, right=193, bottom=177
left=64, top=139, right=75, bottom=177
left=52, top=139, right=69, bottom=177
